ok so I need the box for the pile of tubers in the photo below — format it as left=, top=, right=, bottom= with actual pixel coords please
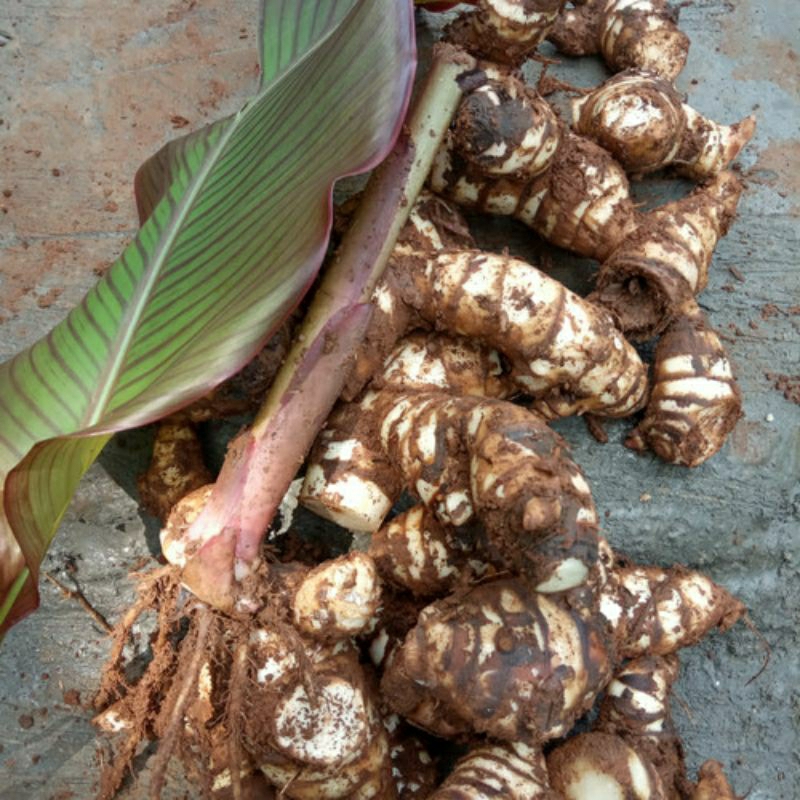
left=96, top=1, right=757, bottom=798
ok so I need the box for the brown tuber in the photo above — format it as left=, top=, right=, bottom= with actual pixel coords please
left=138, top=420, right=212, bottom=522
left=625, top=301, right=743, bottom=467
left=444, top=0, right=568, bottom=66
left=350, top=247, right=649, bottom=420
left=549, top=0, right=691, bottom=81
left=431, top=741, right=558, bottom=799
left=591, top=171, right=744, bottom=341
left=547, top=654, right=742, bottom=798
left=571, top=70, right=757, bottom=179
left=302, top=391, right=601, bottom=592
left=382, top=551, right=745, bottom=744
left=430, top=74, right=640, bottom=261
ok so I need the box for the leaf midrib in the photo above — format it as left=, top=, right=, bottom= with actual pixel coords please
left=79, top=4, right=359, bottom=428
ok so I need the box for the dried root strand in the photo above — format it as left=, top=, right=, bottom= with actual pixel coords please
left=381, top=577, right=614, bottom=742
left=444, top=0, right=567, bottom=66
left=149, top=606, right=216, bottom=800
left=430, top=741, right=559, bottom=799
left=592, top=171, right=744, bottom=340
left=549, top=0, right=691, bottom=81
left=571, top=70, right=756, bottom=179
left=431, top=75, right=639, bottom=261
left=626, top=301, right=742, bottom=467
left=303, top=392, right=601, bottom=592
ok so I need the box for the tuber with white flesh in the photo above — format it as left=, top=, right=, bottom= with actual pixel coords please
left=444, top=0, right=568, bottom=66
left=549, top=0, right=691, bottom=81
left=346, top=193, right=648, bottom=419
left=371, top=249, right=648, bottom=419
left=571, top=70, right=757, bottom=179
left=591, top=171, right=744, bottom=341
left=624, top=301, right=742, bottom=467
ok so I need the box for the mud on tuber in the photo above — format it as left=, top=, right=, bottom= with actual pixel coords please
left=90, top=0, right=761, bottom=797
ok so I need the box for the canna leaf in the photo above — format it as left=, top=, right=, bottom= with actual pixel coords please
left=0, top=0, right=415, bottom=633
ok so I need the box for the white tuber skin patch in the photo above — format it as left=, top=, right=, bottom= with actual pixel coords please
left=273, top=678, right=367, bottom=767
left=293, top=552, right=382, bottom=640
left=302, top=465, right=393, bottom=532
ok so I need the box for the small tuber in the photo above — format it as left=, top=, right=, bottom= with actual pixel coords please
left=549, top=0, right=691, bottom=81
left=625, top=300, right=742, bottom=467
left=571, top=69, right=757, bottom=179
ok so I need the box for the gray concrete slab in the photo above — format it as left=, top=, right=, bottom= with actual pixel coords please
left=0, top=1, right=798, bottom=798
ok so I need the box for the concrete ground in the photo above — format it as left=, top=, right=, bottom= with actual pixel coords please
left=0, top=1, right=798, bottom=798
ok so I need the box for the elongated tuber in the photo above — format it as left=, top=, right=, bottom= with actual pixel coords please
left=599, top=557, right=746, bottom=659
left=431, top=75, right=639, bottom=260
left=571, top=70, right=757, bottom=178
left=549, top=0, right=691, bottom=81
left=352, top=249, right=648, bottom=418
left=303, top=391, right=601, bottom=592
left=138, top=420, right=212, bottom=522
left=444, top=0, right=567, bottom=65
left=625, top=301, right=742, bottom=467
left=591, top=171, right=744, bottom=340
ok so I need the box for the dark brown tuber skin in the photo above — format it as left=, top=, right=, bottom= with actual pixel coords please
left=381, top=576, right=614, bottom=742
left=138, top=420, right=212, bottom=522
left=444, top=0, right=568, bottom=66
left=302, top=391, right=602, bottom=593
left=383, top=552, right=745, bottom=746
left=591, top=171, right=744, bottom=341
left=625, top=301, right=743, bottom=467
left=549, top=0, right=691, bottom=81
left=430, top=741, right=559, bottom=799
left=431, top=74, right=640, bottom=261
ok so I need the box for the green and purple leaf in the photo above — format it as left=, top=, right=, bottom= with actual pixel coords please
left=0, top=0, right=415, bottom=633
